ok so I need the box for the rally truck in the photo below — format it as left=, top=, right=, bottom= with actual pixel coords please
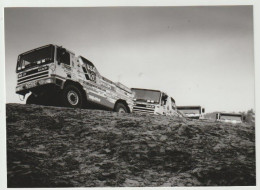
left=15, top=44, right=134, bottom=113
left=216, top=113, right=245, bottom=124
left=131, top=88, right=179, bottom=116
left=177, top=106, right=205, bottom=119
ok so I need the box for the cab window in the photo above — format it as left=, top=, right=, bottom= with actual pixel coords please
left=161, top=94, right=168, bottom=106
left=171, top=98, right=176, bottom=110
left=57, top=47, right=70, bottom=65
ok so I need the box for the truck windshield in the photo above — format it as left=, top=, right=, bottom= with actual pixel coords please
left=17, top=45, right=54, bottom=72
left=132, top=89, right=161, bottom=104
left=178, top=107, right=201, bottom=114
left=220, top=115, right=242, bottom=121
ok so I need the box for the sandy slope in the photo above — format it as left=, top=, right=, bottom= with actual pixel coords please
left=6, top=104, right=255, bottom=187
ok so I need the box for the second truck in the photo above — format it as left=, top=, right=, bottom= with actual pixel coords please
left=131, top=88, right=179, bottom=116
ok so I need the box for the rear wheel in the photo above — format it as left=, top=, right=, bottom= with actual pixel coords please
left=115, top=103, right=128, bottom=113
left=62, top=85, right=85, bottom=108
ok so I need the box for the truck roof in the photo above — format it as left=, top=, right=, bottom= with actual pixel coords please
left=131, top=88, right=161, bottom=93
left=218, top=113, right=242, bottom=117
left=177, top=106, right=202, bottom=109
left=18, top=44, right=54, bottom=56
left=18, top=44, right=76, bottom=56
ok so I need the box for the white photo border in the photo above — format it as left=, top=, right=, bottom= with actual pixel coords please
left=0, top=0, right=258, bottom=190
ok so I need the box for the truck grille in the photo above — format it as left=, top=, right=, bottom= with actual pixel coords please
left=133, top=106, right=155, bottom=114
left=17, top=70, right=49, bottom=85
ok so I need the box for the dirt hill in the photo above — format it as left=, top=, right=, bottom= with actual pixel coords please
left=6, top=103, right=255, bottom=187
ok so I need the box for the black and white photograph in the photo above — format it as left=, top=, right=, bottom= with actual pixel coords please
left=1, top=0, right=259, bottom=188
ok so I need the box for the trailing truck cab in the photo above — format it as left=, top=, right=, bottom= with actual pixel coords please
left=177, top=106, right=205, bottom=119
left=131, top=88, right=178, bottom=116
left=216, top=113, right=244, bottom=124
left=16, top=44, right=134, bottom=113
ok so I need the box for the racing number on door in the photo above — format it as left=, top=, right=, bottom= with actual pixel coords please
left=87, top=64, right=96, bottom=82
left=83, top=64, right=96, bottom=82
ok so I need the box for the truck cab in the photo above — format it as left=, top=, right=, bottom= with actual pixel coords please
left=177, top=106, right=205, bottom=119
left=16, top=44, right=134, bottom=113
left=131, top=88, right=179, bottom=116
left=216, top=113, right=244, bottom=124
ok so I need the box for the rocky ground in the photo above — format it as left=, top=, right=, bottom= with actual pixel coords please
left=6, top=103, right=255, bottom=187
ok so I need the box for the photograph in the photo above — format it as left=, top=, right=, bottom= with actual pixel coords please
left=3, top=4, right=256, bottom=188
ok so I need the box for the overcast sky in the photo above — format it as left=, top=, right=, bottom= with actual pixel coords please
left=4, top=6, right=254, bottom=112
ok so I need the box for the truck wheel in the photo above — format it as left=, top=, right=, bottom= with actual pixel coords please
left=62, top=85, right=85, bottom=108
left=115, top=103, right=128, bottom=113
left=26, top=94, right=46, bottom=105
left=26, top=94, right=37, bottom=105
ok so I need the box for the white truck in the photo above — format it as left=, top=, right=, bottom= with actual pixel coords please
left=177, top=106, right=205, bottom=119
left=131, top=88, right=179, bottom=116
left=216, top=113, right=244, bottom=124
left=16, top=44, right=134, bottom=113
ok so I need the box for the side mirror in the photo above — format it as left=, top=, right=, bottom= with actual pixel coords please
left=202, top=108, right=205, bottom=113
left=243, top=116, right=246, bottom=121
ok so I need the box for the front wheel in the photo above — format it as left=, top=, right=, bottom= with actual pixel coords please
left=114, top=103, right=128, bottom=113
left=62, top=85, right=86, bottom=108
left=26, top=94, right=39, bottom=105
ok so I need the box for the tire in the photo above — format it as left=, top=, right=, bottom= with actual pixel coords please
left=26, top=94, right=47, bottom=105
left=115, top=102, right=128, bottom=113
left=62, top=85, right=85, bottom=108
left=26, top=94, right=45, bottom=105
left=26, top=94, right=38, bottom=105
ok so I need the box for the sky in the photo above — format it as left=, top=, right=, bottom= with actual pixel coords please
left=4, top=6, right=254, bottom=113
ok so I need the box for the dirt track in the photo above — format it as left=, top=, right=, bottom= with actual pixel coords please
left=6, top=103, right=255, bottom=187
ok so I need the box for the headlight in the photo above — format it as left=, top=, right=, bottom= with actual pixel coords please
left=45, top=78, right=54, bottom=83
left=38, top=78, right=54, bottom=85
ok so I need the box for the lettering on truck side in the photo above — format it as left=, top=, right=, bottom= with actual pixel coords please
left=88, top=95, right=101, bottom=102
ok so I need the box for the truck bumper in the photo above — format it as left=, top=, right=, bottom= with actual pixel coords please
left=16, top=77, right=60, bottom=95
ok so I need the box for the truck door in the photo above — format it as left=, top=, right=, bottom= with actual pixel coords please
left=55, top=47, right=72, bottom=79
left=165, top=96, right=171, bottom=115
left=167, top=97, right=176, bottom=116
left=160, top=93, right=168, bottom=115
